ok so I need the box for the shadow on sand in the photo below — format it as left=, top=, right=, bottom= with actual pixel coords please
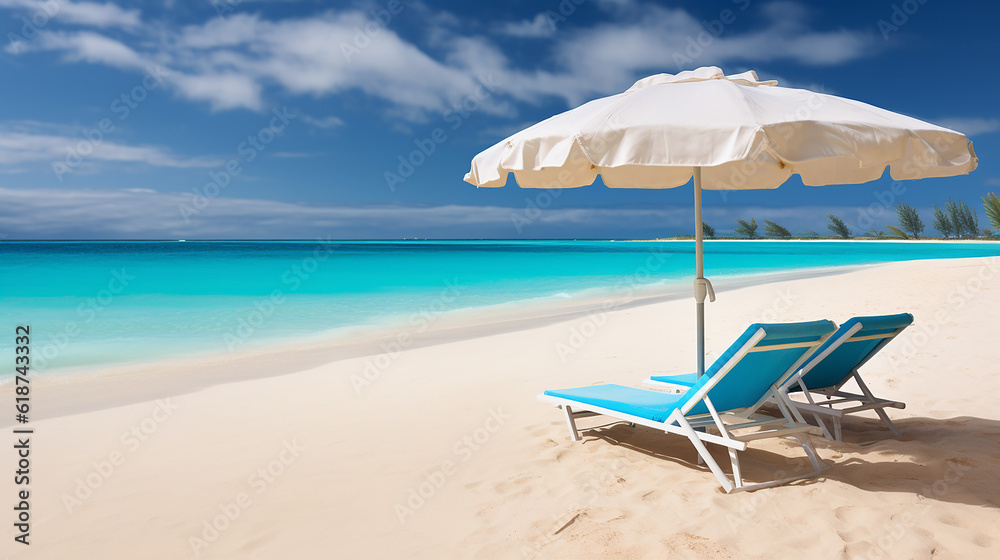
left=577, top=414, right=1000, bottom=508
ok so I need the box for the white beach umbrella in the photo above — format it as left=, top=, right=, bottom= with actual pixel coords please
left=464, top=66, right=978, bottom=377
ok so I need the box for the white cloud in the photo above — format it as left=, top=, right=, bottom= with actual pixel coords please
left=174, top=10, right=260, bottom=48
left=170, top=71, right=264, bottom=111
left=0, top=185, right=875, bottom=239
left=0, top=126, right=223, bottom=170
left=165, top=12, right=499, bottom=115
left=0, top=0, right=140, bottom=30
left=2, top=2, right=880, bottom=120
left=34, top=30, right=146, bottom=68
left=301, top=115, right=345, bottom=129
left=934, top=117, right=1000, bottom=136
left=54, top=0, right=140, bottom=29
left=498, top=13, right=556, bottom=38
left=519, top=2, right=877, bottom=105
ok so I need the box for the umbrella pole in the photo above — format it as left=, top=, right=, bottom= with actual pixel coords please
left=693, top=167, right=706, bottom=378
left=692, top=168, right=710, bottom=466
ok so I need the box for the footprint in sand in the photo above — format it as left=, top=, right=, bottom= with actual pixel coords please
left=833, top=505, right=855, bottom=522
left=536, top=438, right=561, bottom=450
left=947, top=456, right=977, bottom=468
left=491, top=473, right=538, bottom=495
left=525, top=425, right=549, bottom=437
left=662, top=533, right=738, bottom=558
left=552, top=507, right=628, bottom=535
left=973, top=533, right=993, bottom=548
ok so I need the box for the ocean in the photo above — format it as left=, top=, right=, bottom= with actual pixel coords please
left=3, top=240, right=999, bottom=374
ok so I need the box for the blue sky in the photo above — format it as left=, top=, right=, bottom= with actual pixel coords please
left=0, top=0, right=997, bottom=239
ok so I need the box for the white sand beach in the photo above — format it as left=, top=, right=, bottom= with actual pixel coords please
left=4, top=256, right=1000, bottom=559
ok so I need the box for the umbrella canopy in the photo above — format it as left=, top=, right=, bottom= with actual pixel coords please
left=464, top=66, right=978, bottom=376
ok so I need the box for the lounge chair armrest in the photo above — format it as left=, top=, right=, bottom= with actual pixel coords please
left=733, top=422, right=821, bottom=442
left=788, top=400, right=845, bottom=417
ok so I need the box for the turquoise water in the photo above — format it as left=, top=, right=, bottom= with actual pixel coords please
left=2, top=240, right=999, bottom=373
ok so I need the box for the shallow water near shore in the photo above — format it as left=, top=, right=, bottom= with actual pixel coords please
left=2, top=239, right=999, bottom=373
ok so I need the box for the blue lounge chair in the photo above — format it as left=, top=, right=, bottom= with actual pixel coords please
left=646, top=313, right=913, bottom=441
left=539, top=320, right=836, bottom=493
left=784, top=313, right=913, bottom=440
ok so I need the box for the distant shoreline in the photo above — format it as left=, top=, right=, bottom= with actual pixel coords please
left=632, top=237, right=1000, bottom=243
left=1, top=237, right=998, bottom=243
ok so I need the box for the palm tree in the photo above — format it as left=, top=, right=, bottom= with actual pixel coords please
left=826, top=214, right=851, bottom=239
left=984, top=192, right=1000, bottom=231
left=932, top=204, right=954, bottom=237
left=802, top=229, right=820, bottom=238
left=702, top=222, right=715, bottom=239
left=763, top=219, right=792, bottom=238
left=734, top=218, right=758, bottom=239
left=946, top=198, right=979, bottom=237
left=885, top=225, right=909, bottom=240
left=963, top=203, right=980, bottom=236
left=895, top=202, right=923, bottom=238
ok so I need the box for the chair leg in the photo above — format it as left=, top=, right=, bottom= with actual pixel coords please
left=853, top=371, right=902, bottom=437
left=563, top=406, right=581, bottom=442
left=729, top=448, right=743, bottom=489
left=723, top=433, right=829, bottom=493
left=673, top=415, right=734, bottom=493
left=788, top=434, right=827, bottom=473
left=696, top=428, right=706, bottom=466
left=777, top=390, right=834, bottom=441
left=812, top=412, right=833, bottom=440
left=772, top=392, right=799, bottom=422
left=874, top=407, right=902, bottom=437
left=833, top=417, right=842, bottom=442
left=792, top=383, right=837, bottom=441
